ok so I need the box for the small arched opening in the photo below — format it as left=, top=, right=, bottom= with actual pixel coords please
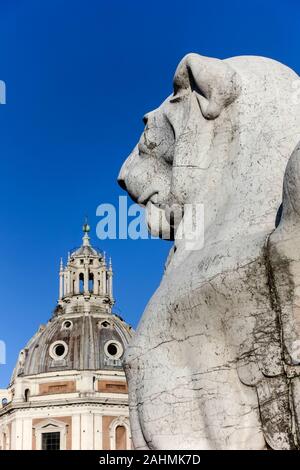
left=24, top=388, right=30, bottom=402
left=1, top=398, right=8, bottom=408
left=79, top=273, right=84, bottom=293
left=89, top=273, right=94, bottom=293
left=109, top=418, right=130, bottom=450
left=115, top=425, right=127, bottom=450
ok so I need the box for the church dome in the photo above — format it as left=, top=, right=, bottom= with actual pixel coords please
left=2, top=224, right=134, bottom=452
left=70, top=244, right=100, bottom=257
left=11, top=224, right=134, bottom=383
left=12, top=312, right=132, bottom=380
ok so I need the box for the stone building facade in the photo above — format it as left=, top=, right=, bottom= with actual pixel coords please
left=0, top=224, right=133, bottom=450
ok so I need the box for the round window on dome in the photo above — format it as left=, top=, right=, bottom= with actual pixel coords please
left=55, top=344, right=65, bottom=356
left=49, top=341, right=68, bottom=360
left=61, top=320, right=73, bottom=331
left=107, top=343, right=118, bottom=356
left=104, top=340, right=123, bottom=360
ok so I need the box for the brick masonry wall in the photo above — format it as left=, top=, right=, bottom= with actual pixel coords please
left=102, top=416, right=115, bottom=450
left=98, top=380, right=128, bottom=394
left=39, top=381, right=76, bottom=395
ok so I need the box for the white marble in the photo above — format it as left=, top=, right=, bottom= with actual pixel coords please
left=118, top=53, right=300, bottom=449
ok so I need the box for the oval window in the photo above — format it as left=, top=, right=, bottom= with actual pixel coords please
left=54, top=344, right=65, bottom=356
left=49, top=341, right=68, bottom=360
left=104, top=340, right=123, bottom=360
left=107, top=343, right=118, bottom=356
left=62, top=320, right=73, bottom=330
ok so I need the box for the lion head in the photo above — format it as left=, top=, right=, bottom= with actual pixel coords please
left=118, top=53, right=300, bottom=247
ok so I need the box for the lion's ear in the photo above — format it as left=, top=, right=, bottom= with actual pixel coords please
left=173, top=53, right=241, bottom=119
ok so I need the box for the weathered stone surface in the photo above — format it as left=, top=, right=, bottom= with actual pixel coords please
left=118, top=53, right=300, bottom=449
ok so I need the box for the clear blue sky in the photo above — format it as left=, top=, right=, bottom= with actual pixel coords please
left=0, top=0, right=299, bottom=387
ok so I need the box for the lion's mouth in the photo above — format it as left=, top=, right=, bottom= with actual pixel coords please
left=137, top=190, right=159, bottom=206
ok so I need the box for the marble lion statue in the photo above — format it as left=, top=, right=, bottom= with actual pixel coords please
left=118, top=53, right=300, bottom=449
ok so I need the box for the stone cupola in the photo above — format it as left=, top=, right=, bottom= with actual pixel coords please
left=58, top=222, right=114, bottom=312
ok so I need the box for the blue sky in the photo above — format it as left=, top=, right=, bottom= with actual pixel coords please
left=0, top=0, right=299, bottom=386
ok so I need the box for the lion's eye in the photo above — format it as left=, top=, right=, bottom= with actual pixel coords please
left=169, top=96, right=182, bottom=104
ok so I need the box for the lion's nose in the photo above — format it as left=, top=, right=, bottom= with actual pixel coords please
left=118, top=145, right=139, bottom=191
left=117, top=174, right=127, bottom=190
left=117, top=164, right=127, bottom=190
